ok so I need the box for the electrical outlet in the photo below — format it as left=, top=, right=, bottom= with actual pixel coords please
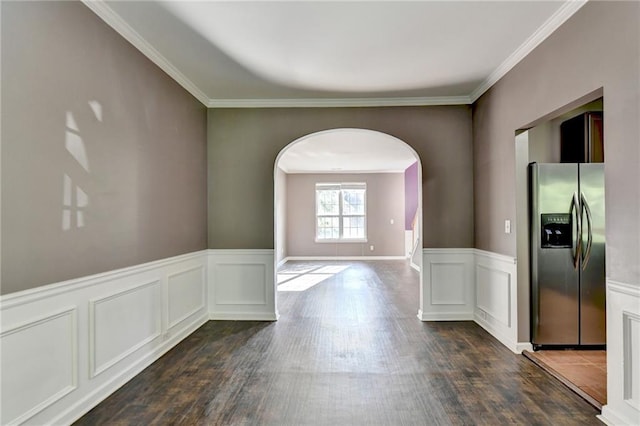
left=370, top=245, right=374, bottom=251
left=504, top=219, right=511, bottom=234
left=390, top=219, right=394, bottom=225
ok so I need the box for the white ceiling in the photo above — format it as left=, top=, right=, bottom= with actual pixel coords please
left=86, top=0, right=586, bottom=108
left=277, top=129, right=417, bottom=173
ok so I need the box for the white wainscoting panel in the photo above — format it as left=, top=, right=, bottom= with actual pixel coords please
left=431, top=262, right=466, bottom=305
left=89, top=280, right=162, bottom=377
left=208, top=249, right=277, bottom=320
left=419, top=249, right=475, bottom=321
left=476, top=265, right=511, bottom=327
left=0, top=308, right=77, bottom=426
left=0, top=250, right=209, bottom=425
left=473, top=250, right=519, bottom=353
left=168, top=266, right=206, bottom=330
left=600, top=279, right=640, bottom=426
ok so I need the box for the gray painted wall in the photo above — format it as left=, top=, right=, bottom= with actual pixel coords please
left=275, top=168, right=288, bottom=264
left=1, top=2, right=208, bottom=294
left=286, top=173, right=404, bottom=257
left=207, top=106, right=473, bottom=250
left=473, top=1, right=639, bottom=324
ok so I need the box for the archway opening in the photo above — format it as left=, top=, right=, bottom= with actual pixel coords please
left=273, top=128, right=424, bottom=319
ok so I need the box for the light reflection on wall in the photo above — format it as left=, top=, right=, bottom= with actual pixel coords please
left=61, top=101, right=101, bottom=231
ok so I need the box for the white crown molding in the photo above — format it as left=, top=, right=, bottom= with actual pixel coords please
left=83, top=0, right=586, bottom=109
left=469, top=0, right=588, bottom=103
left=207, top=96, right=472, bottom=108
left=80, top=0, right=209, bottom=106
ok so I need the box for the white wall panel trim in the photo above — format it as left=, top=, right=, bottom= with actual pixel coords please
left=474, top=250, right=518, bottom=353
left=421, top=249, right=475, bottom=321
left=208, top=249, right=277, bottom=321
left=167, top=265, right=206, bottom=331
left=213, top=263, right=267, bottom=305
left=56, top=313, right=208, bottom=426
left=602, top=278, right=640, bottom=425
left=623, top=310, right=640, bottom=409
left=89, top=280, right=162, bottom=378
left=0, top=308, right=78, bottom=425
left=430, top=261, right=467, bottom=305
left=0, top=250, right=208, bottom=426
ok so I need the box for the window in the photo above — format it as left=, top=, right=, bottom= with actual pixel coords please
left=316, top=183, right=366, bottom=241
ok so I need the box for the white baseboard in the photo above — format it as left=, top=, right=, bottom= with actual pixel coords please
left=0, top=250, right=209, bottom=426
left=209, top=312, right=278, bottom=321
left=285, top=256, right=406, bottom=261
left=515, top=342, right=534, bottom=353
left=417, top=309, right=474, bottom=321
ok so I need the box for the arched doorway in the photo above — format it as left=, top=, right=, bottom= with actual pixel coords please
left=273, top=128, right=424, bottom=318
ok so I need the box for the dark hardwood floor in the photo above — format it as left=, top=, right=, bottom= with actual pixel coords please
left=75, top=260, right=601, bottom=425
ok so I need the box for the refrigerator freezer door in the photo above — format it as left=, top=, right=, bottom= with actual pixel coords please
left=579, top=164, right=606, bottom=344
left=530, top=163, right=580, bottom=345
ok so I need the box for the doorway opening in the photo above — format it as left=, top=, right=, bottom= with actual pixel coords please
left=515, top=93, right=606, bottom=408
left=273, top=128, right=423, bottom=319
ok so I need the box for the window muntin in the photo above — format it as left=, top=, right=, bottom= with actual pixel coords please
left=316, top=183, right=366, bottom=241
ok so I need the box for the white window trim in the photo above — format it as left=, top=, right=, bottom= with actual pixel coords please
left=315, top=183, right=367, bottom=243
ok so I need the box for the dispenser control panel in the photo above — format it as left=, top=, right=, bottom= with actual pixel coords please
left=541, top=213, right=572, bottom=248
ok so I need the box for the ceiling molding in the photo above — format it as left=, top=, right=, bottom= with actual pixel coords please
left=207, top=96, right=471, bottom=108
left=81, top=0, right=209, bottom=106
left=469, top=0, right=588, bottom=103
left=83, top=0, right=585, bottom=109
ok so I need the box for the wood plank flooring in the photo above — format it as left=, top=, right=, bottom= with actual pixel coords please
left=75, top=260, right=601, bottom=425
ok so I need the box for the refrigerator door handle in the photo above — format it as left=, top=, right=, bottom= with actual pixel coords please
left=570, top=192, right=582, bottom=270
left=581, top=192, right=593, bottom=269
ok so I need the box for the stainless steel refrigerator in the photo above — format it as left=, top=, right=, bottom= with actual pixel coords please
left=529, top=163, right=606, bottom=349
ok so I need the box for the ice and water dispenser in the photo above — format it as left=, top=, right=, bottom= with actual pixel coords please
left=540, top=213, right=572, bottom=248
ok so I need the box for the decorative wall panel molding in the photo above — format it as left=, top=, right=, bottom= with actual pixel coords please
left=600, top=279, right=640, bottom=426
left=0, top=250, right=209, bottom=425
left=473, top=250, right=518, bottom=353
left=167, top=266, right=206, bottom=330
left=419, top=249, right=475, bottom=321
left=419, top=249, right=521, bottom=353
left=0, top=308, right=78, bottom=425
left=208, top=249, right=277, bottom=321
left=89, top=280, right=162, bottom=377
left=430, top=262, right=466, bottom=305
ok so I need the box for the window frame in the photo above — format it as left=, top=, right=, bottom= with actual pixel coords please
left=315, top=183, right=367, bottom=243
